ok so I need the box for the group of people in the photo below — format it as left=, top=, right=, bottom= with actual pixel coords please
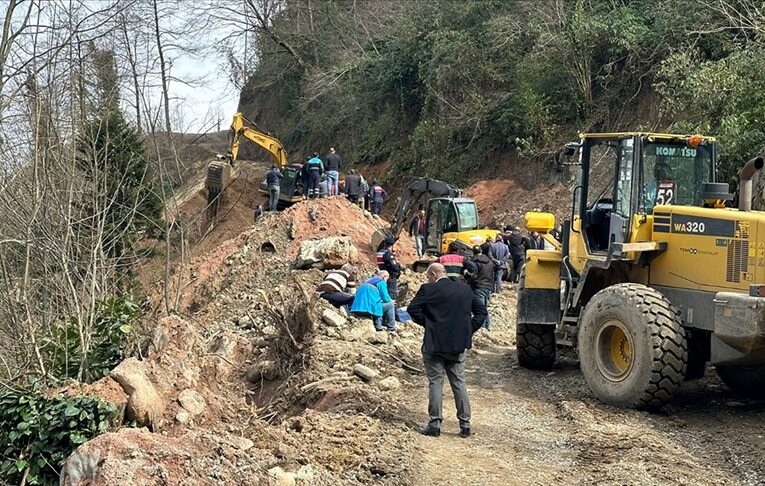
left=317, top=234, right=486, bottom=439
left=317, top=236, right=402, bottom=334
left=263, top=148, right=388, bottom=214
left=429, top=224, right=563, bottom=330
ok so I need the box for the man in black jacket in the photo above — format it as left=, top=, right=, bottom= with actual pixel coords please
left=344, top=169, right=363, bottom=205
left=325, top=148, right=341, bottom=196
left=471, top=244, right=495, bottom=329
left=408, top=263, right=488, bottom=439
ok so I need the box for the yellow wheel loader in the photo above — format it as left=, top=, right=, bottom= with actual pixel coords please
left=518, top=132, right=765, bottom=408
left=205, top=112, right=302, bottom=217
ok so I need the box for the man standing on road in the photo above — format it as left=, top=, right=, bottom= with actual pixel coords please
left=507, top=227, right=526, bottom=284
left=488, top=235, right=509, bottom=292
left=345, top=169, right=363, bottom=205
left=265, top=165, right=283, bottom=211
left=369, top=180, right=386, bottom=215
left=471, top=244, right=495, bottom=329
left=408, top=263, right=487, bottom=438
left=438, top=241, right=477, bottom=281
left=409, top=209, right=427, bottom=257
left=376, top=236, right=401, bottom=300
left=325, top=148, right=341, bottom=196
left=306, top=152, right=324, bottom=198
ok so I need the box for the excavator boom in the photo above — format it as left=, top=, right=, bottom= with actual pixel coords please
left=228, top=112, right=289, bottom=167
left=371, top=177, right=462, bottom=252
left=206, top=112, right=296, bottom=218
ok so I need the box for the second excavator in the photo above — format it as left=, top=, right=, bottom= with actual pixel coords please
left=371, top=177, right=499, bottom=264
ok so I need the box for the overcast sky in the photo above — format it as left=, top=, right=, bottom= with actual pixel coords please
left=168, top=49, right=240, bottom=134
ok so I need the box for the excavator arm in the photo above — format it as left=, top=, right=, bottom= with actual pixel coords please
left=206, top=112, right=292, bottom=218
left=371, top=177, right=461, bottom=251
left=227, top=112, right=289, bottom=168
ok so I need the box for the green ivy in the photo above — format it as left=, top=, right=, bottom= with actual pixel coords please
left=44, top=297, right=141, bottom=383
left=0, top=384, right=117, bottom=485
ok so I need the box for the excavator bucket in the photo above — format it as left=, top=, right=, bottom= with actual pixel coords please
left=371, top=228, right=393, bottom=253
left=206, top=161, right=232, bottom=218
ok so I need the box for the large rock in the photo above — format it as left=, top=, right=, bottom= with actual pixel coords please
left=352, top=364, right=379, bottom=381
left=321, top=309, right=347, bottom=327
left=110, top=358, right=165, bottom=430
left=268, top=466, right=296, bottom=486
left=178, top=388, right=206, bottom=416
left=295, top=236, right=359, bottom=269
left=378, top=376, right=401, bottom=391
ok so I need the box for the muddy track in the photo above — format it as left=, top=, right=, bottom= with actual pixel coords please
left=393, top=291, right=765, bottom=486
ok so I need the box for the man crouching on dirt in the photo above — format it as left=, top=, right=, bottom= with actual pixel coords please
left=407, top=263, right=487, bottom=438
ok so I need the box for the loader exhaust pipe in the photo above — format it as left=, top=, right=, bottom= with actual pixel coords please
left=739, top=157, right=764, bottom=211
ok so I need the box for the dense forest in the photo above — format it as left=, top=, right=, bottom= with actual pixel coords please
left=240, top=0, right=765, bottom=186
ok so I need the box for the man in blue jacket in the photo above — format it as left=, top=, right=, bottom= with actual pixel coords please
left=350, top=271, right=396, bottom=333
left=305, top=153, right=324, bottom=198
left=408, top=263, right=487, bottom=439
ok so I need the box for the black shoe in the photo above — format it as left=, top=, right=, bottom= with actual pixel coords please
left=459, top=427, right=471, bottom=438
left=419, top=426, right=441, bottom=437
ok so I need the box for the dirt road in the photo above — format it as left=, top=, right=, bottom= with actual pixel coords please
left=397, top=289, right=765, bottom=486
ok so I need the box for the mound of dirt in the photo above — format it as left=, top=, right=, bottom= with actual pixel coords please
left=464, top=178, right=571, bottom=229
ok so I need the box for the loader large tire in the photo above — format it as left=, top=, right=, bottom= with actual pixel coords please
left=715, top=364, right=765, bottom=396
left=578, top=283, right=687, bottom=409
left=517, top=323, right=556, bottom=370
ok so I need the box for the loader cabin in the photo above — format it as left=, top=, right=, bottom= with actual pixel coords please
left=561, top=133, right=717, bottom=255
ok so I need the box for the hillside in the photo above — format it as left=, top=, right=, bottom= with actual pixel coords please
left=238, top=0, right=765, bottom=190
left=59, top=187, right=765, bottom=485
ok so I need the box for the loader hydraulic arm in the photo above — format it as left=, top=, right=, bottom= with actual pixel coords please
left=227, top=112, right=288, bottom=168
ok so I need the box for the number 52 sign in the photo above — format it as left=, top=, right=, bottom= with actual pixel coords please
left=655, top=180, right=676, bottom=206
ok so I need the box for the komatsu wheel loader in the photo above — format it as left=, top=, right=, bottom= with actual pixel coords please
left=517, top=132, right=765, bottom=408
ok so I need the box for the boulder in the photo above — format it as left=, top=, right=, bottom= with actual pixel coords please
left=352, top=364, right=379, bottom=381
left=378, top=376, right=401, bottom=391
left=296, top=465, right=316, bottom=483
left=177, top=389, right=206, bottom=416
left=110, top=358, right=165, bottom=430
left=321, top=309, right=347, bottom=327
left=268, top=466, right=296, bottom=486
left=295, top=236, right=359, bottom=269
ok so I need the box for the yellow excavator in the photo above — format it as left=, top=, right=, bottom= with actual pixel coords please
left=205, top=112, right=302, bottom=216
left=371, top=177, right=499, bottom=262
left=518, top=131, right=765, bottom=408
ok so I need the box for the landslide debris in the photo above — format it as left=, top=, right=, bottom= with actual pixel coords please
left=62, top=197, right=430, bottom=485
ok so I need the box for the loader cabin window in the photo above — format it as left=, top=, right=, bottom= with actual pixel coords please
left=641, top=142, right=713, bottom=213
left=582, top=138, right=634, bottom=252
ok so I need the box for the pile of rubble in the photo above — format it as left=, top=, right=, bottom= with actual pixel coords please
left=61, top=198, right=434, bottom=485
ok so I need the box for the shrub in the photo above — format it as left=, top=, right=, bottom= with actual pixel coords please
left=0, top=385, right=117, bottom=485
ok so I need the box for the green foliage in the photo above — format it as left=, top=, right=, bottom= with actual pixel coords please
left=657, top=47, right=765, bottom=186
left=0, top=385, right=117, bottom=485
left=44, top=297, right=141, bottom=382
left=76, top=111, right=164, bottom=258
left=239, top=0, right=765, bottom=186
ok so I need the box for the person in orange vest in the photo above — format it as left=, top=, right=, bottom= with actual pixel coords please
left=438, top=242, right=477, bottom=281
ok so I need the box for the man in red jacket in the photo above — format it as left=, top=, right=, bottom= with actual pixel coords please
left=407, top=263, right=488, bottom=438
